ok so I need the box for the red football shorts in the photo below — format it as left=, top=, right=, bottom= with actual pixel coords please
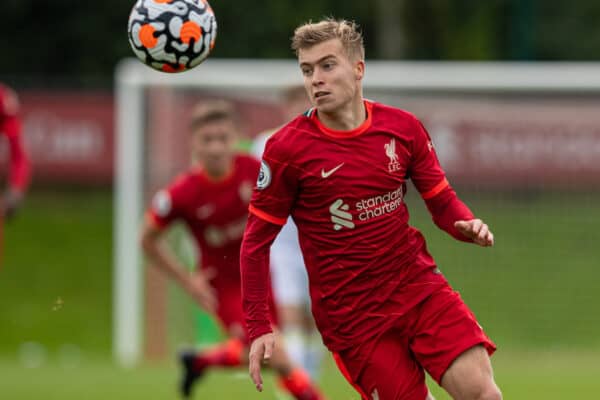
left=214, top=288, right=246, bottom=339
left=333, top=286, right=496, bottom=400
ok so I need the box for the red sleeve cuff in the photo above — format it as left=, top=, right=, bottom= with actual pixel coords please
left=424, top=185, right=475, bottom=242
left=248, top=325, right=274, bottom=343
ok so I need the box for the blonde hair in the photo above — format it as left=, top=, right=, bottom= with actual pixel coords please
left=291, top=18, right=365, bottom=61
left=189, top=99, right=238, bottom=131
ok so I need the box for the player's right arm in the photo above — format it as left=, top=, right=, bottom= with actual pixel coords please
left=140, top=189, right=217, bottom=313
left=241, top=213, right=282, bottom=391
left=241, top=133, right=298, bottom=390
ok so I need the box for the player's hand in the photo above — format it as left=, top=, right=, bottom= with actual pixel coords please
left=248, top=332, right=275, bottom=392
left=187, top=268, right=218, bottom=313
left=454, top=219, right=494, bottom=247
left=1, top=189, right=24, bottom=220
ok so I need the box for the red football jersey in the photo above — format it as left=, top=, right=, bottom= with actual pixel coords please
left=148, top=154, right=258, bottom=293
left=248, top=100, right=452, bottom=352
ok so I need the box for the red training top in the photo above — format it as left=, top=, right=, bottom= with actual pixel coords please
left=148, top=154, right=260, bottom=295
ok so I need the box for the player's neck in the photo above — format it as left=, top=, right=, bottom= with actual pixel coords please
left=200, top=159, right=235, bottom=182
left=317, top=96, right=366, bottom=132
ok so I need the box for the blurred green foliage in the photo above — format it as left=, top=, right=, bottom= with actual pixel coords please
left=1, top=0, right=600, bottom=86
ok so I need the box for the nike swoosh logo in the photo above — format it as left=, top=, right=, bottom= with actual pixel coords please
left=321, top=163, right=344, bottom=178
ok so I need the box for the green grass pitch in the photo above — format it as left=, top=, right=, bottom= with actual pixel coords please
left=1, top=350, right=599, bottom=399
left=0, top=188, right=599, bottom=398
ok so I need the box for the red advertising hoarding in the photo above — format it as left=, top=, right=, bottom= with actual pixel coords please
left=0, top=90, right=114, bottom=185
left=2, top=90, right=599, bottom=189
left=394, top=95, right=600, bottom=189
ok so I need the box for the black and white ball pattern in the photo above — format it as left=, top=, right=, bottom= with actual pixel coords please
left=128, top=0, right=217, bottom=73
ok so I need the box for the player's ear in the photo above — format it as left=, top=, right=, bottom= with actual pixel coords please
left=354, top=60, right=365, bottom=81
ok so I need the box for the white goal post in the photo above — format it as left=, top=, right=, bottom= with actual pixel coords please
left=114, top=58, right=600, bottom=367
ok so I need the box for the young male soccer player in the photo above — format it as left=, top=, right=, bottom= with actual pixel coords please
left=0, top=83, right=31, bottom=267
left=252, top=86, right=324, bottom=380
left=0, top=83, right=30, bottom=221
left=140, top=100, right=325, bottom=400
left=241, top=19, right=502, bottom=400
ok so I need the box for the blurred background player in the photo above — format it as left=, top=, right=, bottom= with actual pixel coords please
left=0, top=82, right=31, bottom=267
left=0, top=83, right=30, bottom=220
left=140, top=100, right=325, bottom=400
left=252, top=86, right=324, bottom=380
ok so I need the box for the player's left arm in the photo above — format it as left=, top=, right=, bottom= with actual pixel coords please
left=423, top=186, right=494, bottom=246
left=409, top=117, right=493, bottom=247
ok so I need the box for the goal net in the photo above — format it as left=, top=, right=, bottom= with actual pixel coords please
left=114, top=59, right=600, bottom=366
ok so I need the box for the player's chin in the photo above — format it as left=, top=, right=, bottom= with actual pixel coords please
left=314, top=100, right=336, bottom=113
left=204, top=159, right=228, bottom=175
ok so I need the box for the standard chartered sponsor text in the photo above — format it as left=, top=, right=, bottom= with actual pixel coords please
left=356, top=186, right=403, bottom=221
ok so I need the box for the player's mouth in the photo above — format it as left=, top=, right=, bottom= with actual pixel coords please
left=314, top=91, right=330, bottom=100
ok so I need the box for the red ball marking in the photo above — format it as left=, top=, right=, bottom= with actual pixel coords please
left=162, top=64, right=186, bottom=73
left=180, top=21, right=202, bottom=44
left=139, top=24, right=158, bottom=48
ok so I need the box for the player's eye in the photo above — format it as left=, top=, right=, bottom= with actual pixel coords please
left=321, top=59, right=336, bottom=70
left=301, top=67, right=313, bottom=76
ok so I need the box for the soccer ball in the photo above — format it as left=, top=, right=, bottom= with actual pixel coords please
left=127, top=0, right=217, bottom=73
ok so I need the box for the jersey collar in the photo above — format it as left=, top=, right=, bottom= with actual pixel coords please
left=309, top=100, right=373, bottom=138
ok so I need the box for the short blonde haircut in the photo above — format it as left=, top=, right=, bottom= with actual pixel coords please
left=189, top=99, right=239, bottom=131
left=291, top=18, right=365, bottom=61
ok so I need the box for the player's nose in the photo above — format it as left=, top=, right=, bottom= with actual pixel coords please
left=311, top=69, right=324, bottom=86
